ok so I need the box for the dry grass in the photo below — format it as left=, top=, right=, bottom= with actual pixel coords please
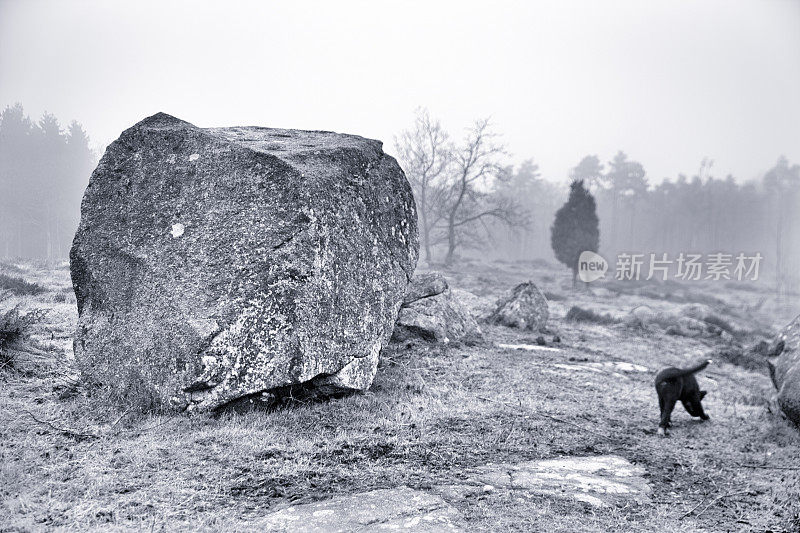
left=0, top=261, right=798, bottom=531
left=0, top=274, right=45, bottom=296
left=565, top=305, right=619, bottom=325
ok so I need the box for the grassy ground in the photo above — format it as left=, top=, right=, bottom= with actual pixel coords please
left=1, top=259, right=799, bottom=532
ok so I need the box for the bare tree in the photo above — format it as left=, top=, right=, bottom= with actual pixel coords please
left=394, top=109, right=451, bottom=263
left=764, top=156, right=800, bottom=294
left=442, top=119, right=526, bottom=265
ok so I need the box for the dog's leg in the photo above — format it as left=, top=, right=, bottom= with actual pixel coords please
left=658, top=398, right=676, bottom=436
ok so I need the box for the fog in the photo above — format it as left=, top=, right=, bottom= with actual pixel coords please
left=1, top=0, right=799, bottom=181
left=1, top=0, right=799, bottom=289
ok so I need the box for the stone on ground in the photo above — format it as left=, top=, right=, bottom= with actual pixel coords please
left=393, top=271, right=481, bottom=343
left=552, top=361, right=649, bottom=375
left=770, top=314, right=800, bottom=426
left=402, top=271, right=448, bottom=304
left=488, top=281, right=549, bottom=331
left=70, top=112, right=418, bottom=411
left=450, top=288, right=495, bottom=321
left=256, top=487, right=462, bottom=532
left=624, top=304, right=734, bottom=340
left=471, top=455, right=651, bottom=507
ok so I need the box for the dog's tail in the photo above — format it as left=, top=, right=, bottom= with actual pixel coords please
left=657, top=359, right=713, bottom=382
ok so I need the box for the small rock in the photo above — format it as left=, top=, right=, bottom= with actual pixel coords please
left=393, top=276, right=482, bottom=343
left=449, top=288, right=495, bottom=321
left=488, top=281, right=549, bottom=331
left=403, top=271, right=448, bottom=305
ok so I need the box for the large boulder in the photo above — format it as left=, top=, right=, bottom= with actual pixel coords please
left=769, top=314, right=800, bottom=426
left=70, top=113, right=418, bottom=411
left=488, top=281, right=549, bottom=331
left=393, top=271, right=481, bottom=343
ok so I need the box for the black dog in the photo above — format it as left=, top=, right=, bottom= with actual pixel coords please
left=654, top=359, right=712, bottom=435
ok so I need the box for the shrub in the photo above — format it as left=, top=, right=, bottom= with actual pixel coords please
left=530, top=258, right=554, bottom=269
left=701, top=313, right=738, bottom=336
left=724, top=281, right=762, bottom=293
left=543, top=291, right=566, bottom=301
left=0, top=306, right=47, bottom=370
left=713, top=346, right=767, bottom=372
left=565, top=305, right=618, bottom=325
left=0, top=261, right=25, bottom=274
left=0, top=273, right=45, bottom=295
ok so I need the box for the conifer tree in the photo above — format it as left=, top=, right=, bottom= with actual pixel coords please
left=551, top=179, right=600, bottom=288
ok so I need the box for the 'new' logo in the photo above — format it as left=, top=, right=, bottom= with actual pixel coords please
left=578, top=251, right=607, bottom=282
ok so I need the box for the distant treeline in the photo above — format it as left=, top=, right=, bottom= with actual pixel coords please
left=2, top=103, right=798, bottom=293
left=491, top=153, right=800, bottom=292
left=0, top=103, right=95, bottom=260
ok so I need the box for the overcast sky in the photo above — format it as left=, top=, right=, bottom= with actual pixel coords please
left=1, top=0, right=798, bottom=183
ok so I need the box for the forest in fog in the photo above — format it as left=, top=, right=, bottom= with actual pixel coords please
left=0, top=104, right=93, bottom=260
left=0, top=104, right=798, bottom=292
left=396, top=110, right=800, bottom=292
left=490, top=152, right=800, bottom=291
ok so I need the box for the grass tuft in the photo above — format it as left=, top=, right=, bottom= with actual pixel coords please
left=565, top=305, right=619, bottom=325
left=543, top=291, right=566, bottom=301
left=0, top=273, right=46, bottom=295
left=0, top=306, right=48, bottom=371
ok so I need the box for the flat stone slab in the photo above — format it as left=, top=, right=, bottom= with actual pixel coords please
left=472, top=455, right=651, bottom=507
left=498, top=343, right=561, bottom=352
left=552, top=361, right=649, bottom=375
left=257, top=487, right=462, bottom=532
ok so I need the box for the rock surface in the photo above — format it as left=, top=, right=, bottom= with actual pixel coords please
left=393, top=271, right=481, bottom=343
left=449, top=288, right=495, bottom=321
left=488, top=281, right=549, bottom=331
left=402, top=271, right=448, bottom=304
left=70, top=113, right=418, bottom=410
left=256, top=487, right=462, bottom=532
left=770, top=314, right=800, bottom=425
left=471, top=455, right=651, bottom=507
left=254, top=456, right=650, bottom=530
left=623, top=304, right=733, bottom=340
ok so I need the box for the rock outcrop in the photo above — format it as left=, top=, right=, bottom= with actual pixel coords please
left=470, top=455, right=651, bottom=507
left=257, top=487, right=462, bottom=532
left=393, top=271, right=481, bottom=343
left=71, top=113, right=418, bottom=411
left=769, top=314, right=800, bottom=426
left=487, top=281, right=549, bottom=331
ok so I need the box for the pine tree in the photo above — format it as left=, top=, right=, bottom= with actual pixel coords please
left=0, top=104, right=94, bottom=259
left=550, top=179, right=600, bottom=288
